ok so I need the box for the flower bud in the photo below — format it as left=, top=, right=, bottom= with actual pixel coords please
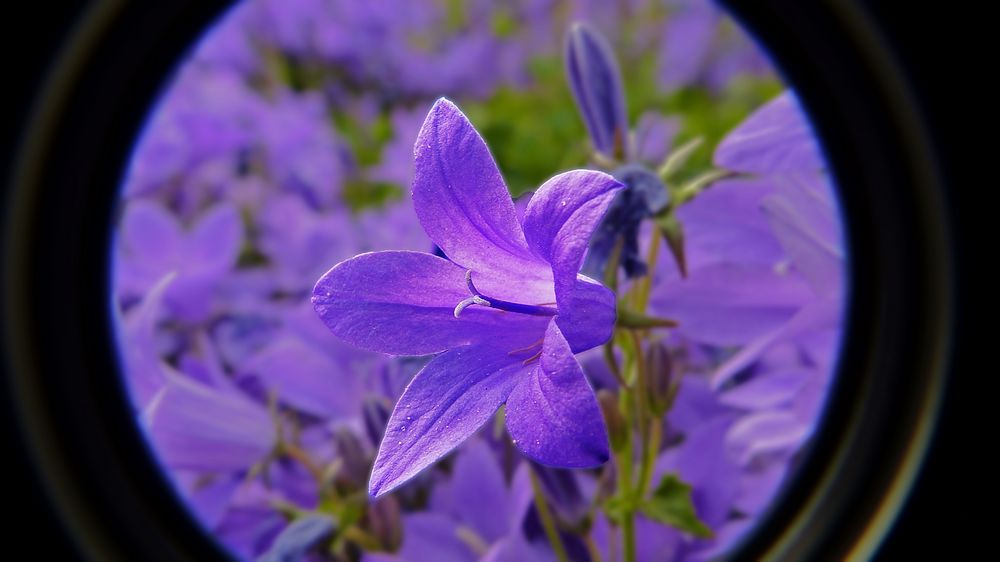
left=333, top=427, right=370, bottom=488
left=362, top=395, right=392, bottom=448
left=597, top=389, right=627, bottom=452
left=367, top=495, right=403, bottom=551
left=645, top=341, right=676, bottom=415
left=566, top=22, right=629, bottom=160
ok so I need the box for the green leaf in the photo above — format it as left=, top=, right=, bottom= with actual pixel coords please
left=654, top=213, right=687, bottom=278
left=604, top=494, right=637, bottom=525
left=640, top=474, right=713, bottom=538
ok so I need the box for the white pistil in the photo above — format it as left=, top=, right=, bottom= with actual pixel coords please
left=453, top=295, right=490, bottom=318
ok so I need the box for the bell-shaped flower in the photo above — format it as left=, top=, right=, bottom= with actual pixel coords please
left=313, top=99, right=622, bottom=497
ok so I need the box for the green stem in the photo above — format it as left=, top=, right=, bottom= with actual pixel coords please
left=584, top=533, right=605, bottom=562
left=637, top=417, right=663, bottom=499
left=622, top=512, right=636, bottom=562
left=615, top=393, right=637, bottom=562
left=529, top=466, right=570, bottom=562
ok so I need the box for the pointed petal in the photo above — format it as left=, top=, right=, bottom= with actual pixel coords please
left=505, top=320, right=609, bottom=467
left=714, top=91, right=825, bottom=174
left=184, top=203, right=242, bottom=273
left=146, top=371, right=275, bottom=472
left=368, top=345, right=525, bottom=497
left=312, top=251, right=548, bottom=355
left=522, top=170, right=622, bottom=311
left=412, top=99, right=541, bottom=278
left=121, top=200, right=183, bottom=265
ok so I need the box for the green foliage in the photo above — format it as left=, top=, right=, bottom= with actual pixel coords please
left=640, top=474, right=713, bottom=538
left=462, top=56, right=591, bottom=196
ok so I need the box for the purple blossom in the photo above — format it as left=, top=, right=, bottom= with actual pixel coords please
left=312, top=99, right=622, bottom=497
left=115, top=200, right=243, bottom=323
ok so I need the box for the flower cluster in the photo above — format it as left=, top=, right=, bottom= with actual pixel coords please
left=111, top=1, right=842, bottom=561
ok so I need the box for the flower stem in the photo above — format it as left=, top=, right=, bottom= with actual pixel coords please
left=585, top=533, right=605, bottom=562
left=529, top=466, right=571, bottom=562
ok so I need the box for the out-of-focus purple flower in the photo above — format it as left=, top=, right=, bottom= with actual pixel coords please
left=258, top=90, right=348, bottom=210
left=312, top=100, right=620, bottom=497
left=257, top=194, right=361, bottom=292
left=116, top=200, right=242, bottom=323
left=656, top=0, right=773, bottom=93
left=124, top=66, right=264, bottom=200
left=566, top=22, right=629, bottom=159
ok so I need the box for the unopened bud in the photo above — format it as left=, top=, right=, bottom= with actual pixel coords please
left=367, top=495, right=403, bottom=551
left=597, top=389, right=627, bottom=452
left=646, top=342, right=675, bottom=415
left=362, top=395, right=392, bottom=448
left=333, top=427, right=369, bottom=488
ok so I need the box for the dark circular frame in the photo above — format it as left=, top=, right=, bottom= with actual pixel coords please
left=1, top=1, right=953, bottom=560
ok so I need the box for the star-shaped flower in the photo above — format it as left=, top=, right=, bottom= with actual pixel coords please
left=312, top=99, right=622, bottom=497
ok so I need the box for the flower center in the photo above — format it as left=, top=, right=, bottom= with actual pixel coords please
left=453, top=270, right=559, bottom=318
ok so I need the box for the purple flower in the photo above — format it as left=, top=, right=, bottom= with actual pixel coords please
left=312, top=99, right=622, bottom=497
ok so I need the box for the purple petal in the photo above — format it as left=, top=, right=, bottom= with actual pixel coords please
left=725, top=410, right=810, bottom=465
left=505, top=320, right=609, bottom=468
left=312, top=251, right=549, bottom=356
left=411, top=99, right=542, bottom=279
left=394, top=513, right=475, bottom=562
left=714, top=91, right=825, bottom=174
left=183, top=203, right=242, bottom=273
left=368, top=345, right=525, bottom=497
left=146, top=371, right=275, bottom=472
left=119, top=272, right=174, bottom=408
left=242, top=335, right=363, bottom=419
left=710, top=297, right=842, bottom=390
left=565, top=22, right=629, bottom=157
left=555, top=276, right=616, bottom=353
left=446, top=440, right=510, bottom=542
left=717, top=370, right=811, bottom=410
left=761, top=177, right=844, bottom=299
left=674, top=178, right=785, bottom=268
left=521, top=170, right=622, bottom=308
left=120, top=200, right=183, bottom=265
left=653, top=263, right=814, bottom=346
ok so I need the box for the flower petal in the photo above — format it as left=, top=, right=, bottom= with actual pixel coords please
left=145, top=370, right=275, bottom=472
left=412, top=99, right=541, bottom=278
left=184, top=202, right=242, bottom=274
left=505, top=320, right=609, bottom=467
left=555, top=276, right=616, bottom=353
left=312, top=251, right=548, bottom=355
left=368, top=344, right=525, bottom=497
left=521, top=170, right=622, bottom=312
left=714, top=91, right=825, bottom=174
